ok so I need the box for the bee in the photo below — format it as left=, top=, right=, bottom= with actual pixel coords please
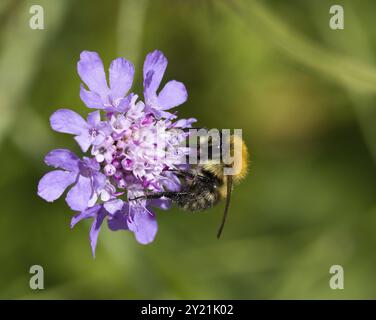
left=131, top=130, right=249, bottom=238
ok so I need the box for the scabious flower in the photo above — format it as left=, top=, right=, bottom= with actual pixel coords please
left=38, top=50, right=196, bottom=257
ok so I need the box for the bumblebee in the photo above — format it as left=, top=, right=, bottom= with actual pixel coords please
left=132, top=131, right=249, bottom=238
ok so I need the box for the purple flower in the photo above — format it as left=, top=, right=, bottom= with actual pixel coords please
left=170, top=117, right=197, bottom=128
left=71, top=199, right=164, bottom=256
left=38, top=50, right=196, bottom=257
left=70, top=204, right=108, bottom=257
left=38, top=149, right=106, bottom=211
left=143, top=50, right=188, bottom=119
left=50, top=109, right=110, bottom=152
left=108, top=203, right=158, bottom=244
left=78, top=51, right=135, bottom=112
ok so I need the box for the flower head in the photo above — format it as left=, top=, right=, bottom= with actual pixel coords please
left=38, top=50, right=195, bottom=256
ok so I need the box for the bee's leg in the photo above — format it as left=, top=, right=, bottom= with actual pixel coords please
left=129, top=192, right=190, bottom=202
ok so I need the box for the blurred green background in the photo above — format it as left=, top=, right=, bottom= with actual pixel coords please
left=0, top=0, right=376, bottom=299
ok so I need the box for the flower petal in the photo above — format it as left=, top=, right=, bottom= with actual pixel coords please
left=109, top=58, right=134, bottom=100
left=158, top=80, right=187, bottom=110
left=83, top=157, right=100, bottom=171
left=38, top=170, right=76, bottom=202
left=92, top=171, right=107, bottom=192
left=161, top=172, right=181, bottom=192
left=80, top=85, right=105, bottom=109
left=50, top=109, right=88, bottom=135
left=103, top=199, right=124, bottom=214
left=172, top=117, right=197, bottom=128
left=70, top=204, right=101, bottom=228
left=148, top=199, right=171, bottom=210
left=114, top=96, right=132, bottom=113
left=77, top=51, right=109, bottom=99
left=65, top=175, right=93, bottom=211
left=144, top=105, right=177, bottom=119
left=128, top=207, right=158, bottom=244
left=90, top=207, right=107, bottom=257
left=143, top=50, right=167, bottom=100
left=74, top=134, right=92, bottom=152
left=108, top=207, right=129, bottom=231
left=44, top=149, right=80, bottom=172
left=87, top=110, right=101, bottom=127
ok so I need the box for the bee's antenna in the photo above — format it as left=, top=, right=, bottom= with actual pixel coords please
left=217, top=175, right=233, bottom=239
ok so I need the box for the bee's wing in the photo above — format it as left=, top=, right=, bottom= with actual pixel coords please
left=217, top=175, right=233, bottom=239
